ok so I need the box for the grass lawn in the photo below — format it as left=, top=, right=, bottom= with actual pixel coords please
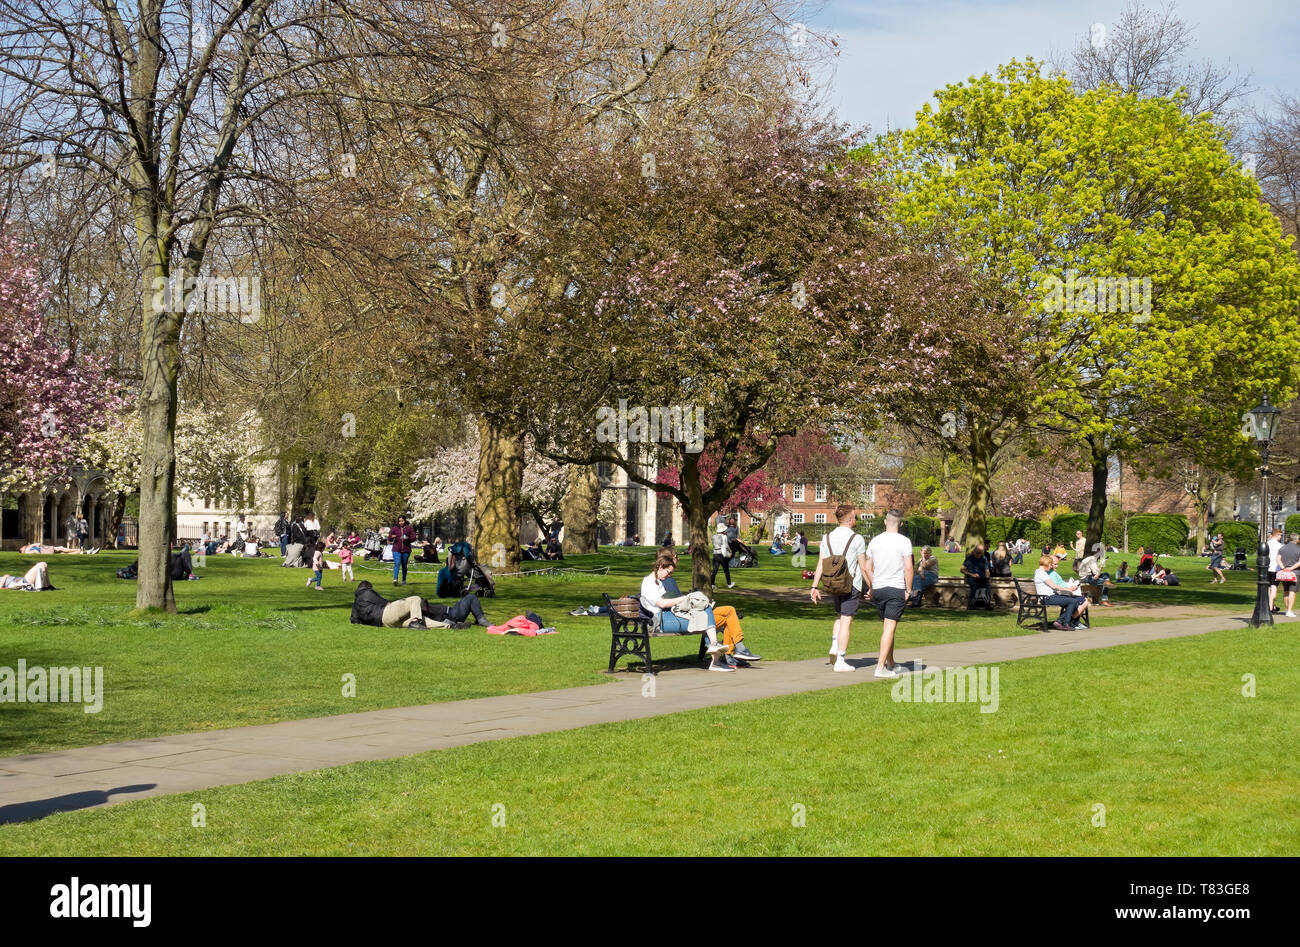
left=0, top=545, right=1253, bottom=757
left=0, top=622, right=1291, bottom=856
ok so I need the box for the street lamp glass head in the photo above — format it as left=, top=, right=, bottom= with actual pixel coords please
left=1248, top=393, right=1282, bottom=446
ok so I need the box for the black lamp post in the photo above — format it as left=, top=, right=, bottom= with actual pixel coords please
left=1247, top=393, right=1282, bottom=628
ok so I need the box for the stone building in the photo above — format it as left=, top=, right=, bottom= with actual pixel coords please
left=0, top=467, right=122, bottom=550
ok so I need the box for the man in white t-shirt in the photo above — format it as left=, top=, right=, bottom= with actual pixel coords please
left=863, top=509, right=914, bottom=679
left=810, top=504, right=870, bottom=673
left=1267, top=527, right=1283, bottom=613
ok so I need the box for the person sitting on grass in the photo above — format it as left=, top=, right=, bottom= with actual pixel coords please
left=909, top=545, right=940, bottom=606
left=1076, top=544, right=1115, bottom=606
left=1150, top=563, right=1180, bottom=586
left=1033, top=554, right=1089, bottom=630
left=349, top=580, right=489, bottom=629
left=1115, top=561, right=1133, bottom=583
left=1, top=561, right=53, bottom=590
left=640, top=550, right=732, bottom=671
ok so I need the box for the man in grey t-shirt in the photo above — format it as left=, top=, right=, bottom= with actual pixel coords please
left=1277, top=534, right=1300, bottom=617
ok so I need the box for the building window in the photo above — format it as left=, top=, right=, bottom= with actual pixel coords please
left=815, top=484, right=827, bottom=502
left=858, top=513, right=873, bottom=521
left=793, top=513, right=805, bottom=524
left=814, top=513, right=826, bottom=524
left=792, top=484, right=805, bottom=502
left=861, top=483, right=876, bottom=503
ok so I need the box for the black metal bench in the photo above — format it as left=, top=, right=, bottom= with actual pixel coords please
left=603, top=593, right=707, bottom=674
left=1013, top=577, right=1050, bottom=631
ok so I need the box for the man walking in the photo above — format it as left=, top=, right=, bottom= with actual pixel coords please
left=275, top=510, right=291, bottom=558
left=862, top=509, right=914, bottom=679
left=711, top=522, right=735, bottom=589
left=810, top=504, right=870, bottom=672
left=1267, top=527, right=1283, bottom=613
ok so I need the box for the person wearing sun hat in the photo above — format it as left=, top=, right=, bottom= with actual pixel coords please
left=710, top=520, right=735, bottom=589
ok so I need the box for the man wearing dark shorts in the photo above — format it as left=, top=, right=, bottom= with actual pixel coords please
left=863, top=509, right=914, bottom=679
left=810, top=505, right=871, bottom=673
left=1266, top=527, right=1282, bottom=612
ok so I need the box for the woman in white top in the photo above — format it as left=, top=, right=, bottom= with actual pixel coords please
left=640, top=550, right=730, bottom=671
left=1033, top=554, right=1088, bottom=630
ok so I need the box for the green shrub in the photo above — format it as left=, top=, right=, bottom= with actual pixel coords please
left=1050, top=513, right=1089, bottom=547
left=986, top=516, right=1051, bottom=548
left=1209, top=522, right=1258, bottom=552
left=1285, top=514, right=1300, bottom=538
left=1125, top=514, right=1190, bottom=554
left=902, top=515, right=939, bottom=546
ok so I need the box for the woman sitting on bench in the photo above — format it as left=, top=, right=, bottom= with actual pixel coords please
left=1034, top=554, right=1089, bottom=630
left=639, top=551, right=732, bottom=671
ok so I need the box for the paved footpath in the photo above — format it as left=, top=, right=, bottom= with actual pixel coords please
left=0, top=612, right=1267, bottom=824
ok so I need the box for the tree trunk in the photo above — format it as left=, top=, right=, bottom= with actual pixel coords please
left=680, top=452, right=712, bottom=591
left=135, top=238, right=180, bottom=613
left=106, top=492, right=127, bottom=549
left=1085, top=440, right=1109, bottom=555
left=474, top=416, right=523, bottom=573
left=962, top=426, right=993, bottom=549
left=561, top=464, right=601, bottom=554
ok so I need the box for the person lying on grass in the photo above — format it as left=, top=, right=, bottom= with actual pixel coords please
left=349, top=580, right=490, bottom=629
left=19, top=542, right=96, bottom=554
left=1, top=561, right=52, bottom=590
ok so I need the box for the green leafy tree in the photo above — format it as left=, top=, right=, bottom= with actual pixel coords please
left=885, top=60, right=1300, bottom=551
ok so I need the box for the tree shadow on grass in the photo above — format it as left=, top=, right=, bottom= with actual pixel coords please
left=0, top=784, right=155, bottom=825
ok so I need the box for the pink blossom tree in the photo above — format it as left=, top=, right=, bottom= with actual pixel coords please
left=0, top=235, right=116, bottom=496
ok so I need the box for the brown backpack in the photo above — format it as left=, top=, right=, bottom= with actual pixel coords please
left=821, top=531, right=855, bottom=596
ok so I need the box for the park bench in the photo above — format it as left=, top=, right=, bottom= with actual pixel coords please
left=1013, top=577, right=1095, bottom=630
left=603, top=592, right=707, bottom=674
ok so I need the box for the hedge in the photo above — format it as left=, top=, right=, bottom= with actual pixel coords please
left=1209, top=521, right=1258, bottom=552
left=1125, top=514, right=1189, bottom=554
left=1286, top=514, right=1300, bottom=538
left=985, top=516, right=1051, bottom=548
left=1050, top=513, right=1089, bottom=547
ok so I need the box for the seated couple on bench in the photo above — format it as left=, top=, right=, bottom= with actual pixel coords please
left=1033, top=554, right=1090, bottom=630
left=350, top=580, right=490, bottom=629
left=640, top=550, right=762, bottom=672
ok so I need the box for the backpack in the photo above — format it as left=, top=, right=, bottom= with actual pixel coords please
left=821, top=530, right=855, bottom=596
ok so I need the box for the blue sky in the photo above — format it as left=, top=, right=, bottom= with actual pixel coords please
left=813, top=0, right=1300, bottom=135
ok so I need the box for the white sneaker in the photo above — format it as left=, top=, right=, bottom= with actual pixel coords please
left=708, top=658, right=736, bottom=673
left=727, top=582, right=736, bottom=589
left=1286, top=611, right=1296, bottom=618
left=873, top=664, right=901, bottom=679
left=706, top=641, right=727, bottom=654
left=833, top=658, right=856, bottom=672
